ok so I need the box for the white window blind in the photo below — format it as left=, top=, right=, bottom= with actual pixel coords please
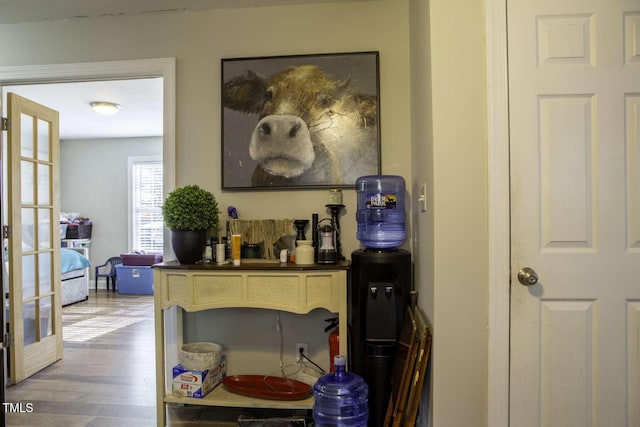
left=131, top=160, right=163, bottom=253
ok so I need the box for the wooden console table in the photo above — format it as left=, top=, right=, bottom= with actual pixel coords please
left=153, top=260, right=349, bottom=426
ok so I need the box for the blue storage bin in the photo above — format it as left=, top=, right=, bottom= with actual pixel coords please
left=116, top=265, right=154, bottom=295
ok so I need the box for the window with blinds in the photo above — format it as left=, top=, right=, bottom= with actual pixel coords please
left=131, top=159, right=163, bottom=253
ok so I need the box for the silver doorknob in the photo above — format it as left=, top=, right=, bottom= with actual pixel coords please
left=517, top=267, right=538, bottom=286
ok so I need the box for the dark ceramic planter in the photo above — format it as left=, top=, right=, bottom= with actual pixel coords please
left=171, top=229, right=207, bottom=264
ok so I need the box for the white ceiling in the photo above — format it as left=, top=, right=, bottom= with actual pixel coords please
left=4, top=78, right=164, bottom=140
left=0, top=0, right=363, bottom=140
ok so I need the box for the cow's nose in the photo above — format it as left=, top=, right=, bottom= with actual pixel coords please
left=260, top=122, right=271, bottom=136
left=289, top=122, right=300, bottom=138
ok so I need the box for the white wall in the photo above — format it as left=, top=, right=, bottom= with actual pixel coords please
left=60, top=137, right=162, bottom=283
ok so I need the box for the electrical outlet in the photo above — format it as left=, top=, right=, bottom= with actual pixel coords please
left=296, top=342, right=309, bottom=362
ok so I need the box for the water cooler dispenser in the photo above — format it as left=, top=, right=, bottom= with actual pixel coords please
left=349, top=248, right=411, bottom=427
left=349, top=175, right=411, bottom=427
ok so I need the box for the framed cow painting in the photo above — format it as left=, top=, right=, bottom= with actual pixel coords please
left=221, top=51, right=381, bottom=190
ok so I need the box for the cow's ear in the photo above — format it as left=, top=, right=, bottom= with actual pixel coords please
left=222, top=70, right=269, bottom=114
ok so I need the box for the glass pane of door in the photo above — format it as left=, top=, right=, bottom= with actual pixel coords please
left=38, top=208, right=51, bottom=249
left=22, top=254, right=36, bottom=300
left=37, top=164, right=51, bottom=206
left=21, top=208, right=35, bottom=251
left=22, top=301, right=37, bottom=346
left=20, top=114, right=33, bottom=158
left=40, top=296, right=52, bottom=339
left=20, top=161, right=34, bottom=205
left=38, top=252, right=52, bottom=294
left=37, top=119, right=50, bottom=162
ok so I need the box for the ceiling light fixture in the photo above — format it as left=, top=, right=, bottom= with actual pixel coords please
left=90, top=101, right=121, bottom=115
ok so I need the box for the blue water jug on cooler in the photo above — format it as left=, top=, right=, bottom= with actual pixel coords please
left=356, top=175, right=406, bottom=249
left=313, top=355, right=368, bottom=427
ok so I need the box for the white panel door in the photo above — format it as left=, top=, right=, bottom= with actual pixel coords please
left=509, top=0, right=640, bottom=425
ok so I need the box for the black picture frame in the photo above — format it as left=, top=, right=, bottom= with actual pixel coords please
left=221, top=51, right=381, bottom=190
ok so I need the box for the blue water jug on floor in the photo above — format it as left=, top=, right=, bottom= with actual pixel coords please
left=356, top=175, right=406, bottom=249
left=313, top=355, right=368, bottom=427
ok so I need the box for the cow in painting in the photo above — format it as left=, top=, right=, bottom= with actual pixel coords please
left=222, top=64, right=378, bottom=187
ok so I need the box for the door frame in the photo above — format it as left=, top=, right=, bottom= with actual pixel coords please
left=0, top=58, right=176, bottom=219
left=0, top=57, right=179, bottom=387
left=486, top=0, right=510, bottom=426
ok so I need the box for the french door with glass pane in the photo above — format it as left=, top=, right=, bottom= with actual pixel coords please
left=6, top=93, right=62, bottom=384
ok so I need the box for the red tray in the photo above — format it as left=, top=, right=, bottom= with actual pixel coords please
left=222, top=375, right=312, bottom=400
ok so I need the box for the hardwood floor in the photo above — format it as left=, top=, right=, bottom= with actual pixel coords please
left=5, top=291, right=156, bottom=426
left=4, top=291, right=246, bottom=427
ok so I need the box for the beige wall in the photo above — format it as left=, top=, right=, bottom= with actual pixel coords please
left=410, top=0, right=489, bottom=425
left=409, top=1, right=436, bottom=423
left=0, top=5, right=411, bottom=259
left=0, top=0, right=490, bottom=425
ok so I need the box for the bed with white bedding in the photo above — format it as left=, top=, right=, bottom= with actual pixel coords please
left=60, top=248, right=91, bottom=306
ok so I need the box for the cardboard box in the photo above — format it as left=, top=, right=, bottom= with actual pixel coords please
left=172, top=355, right=226, bottom=398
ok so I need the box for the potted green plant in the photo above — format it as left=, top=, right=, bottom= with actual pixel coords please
left=162, top=184, right=219, bottom=264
